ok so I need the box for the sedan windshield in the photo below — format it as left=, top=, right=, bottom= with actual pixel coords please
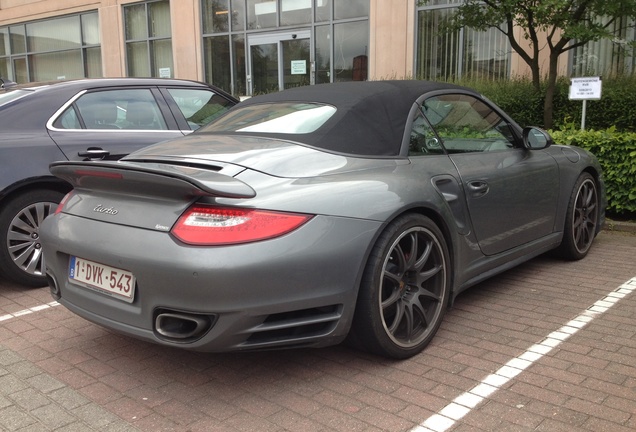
left=202, top=102, right=336, bottom=134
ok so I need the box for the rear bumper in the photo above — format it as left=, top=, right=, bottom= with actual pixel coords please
left=41, top=213, right=381, bottom=351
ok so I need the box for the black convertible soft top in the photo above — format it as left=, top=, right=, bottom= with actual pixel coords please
left=216, top=80, right=476, bottom=157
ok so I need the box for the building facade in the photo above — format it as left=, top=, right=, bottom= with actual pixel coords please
left=1, top=0, right=634, bottom=96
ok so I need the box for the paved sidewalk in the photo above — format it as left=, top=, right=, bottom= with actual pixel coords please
left=1, top=230, right=635, bottom=431
left=0, top=346, right=139, bottom=431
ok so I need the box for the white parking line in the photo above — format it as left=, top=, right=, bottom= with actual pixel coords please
left=411, top=277, right=636, bottom=432
left=0, top=301, right=60, bottom=322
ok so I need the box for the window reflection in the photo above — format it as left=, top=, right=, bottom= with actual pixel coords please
left=201, top=0, right=370, bottom=95
left=124, top=0, right=173, bottom=78
left=315, top=0, right=332, bottom=22
left=280, top=0, right=312, bottom=26
left=202, top=0, right=230, bottom=33
left=416, top=5, right=510, bottom=81
left=334, top=0, right=369, bottom=20
left=27, top=16, right=81, bottom=51
left=334, top=21, right=368, bottom=82
left=423, top=94, right=515, bottom=153
left=9, top=25, right=26, bottom=55
left=0, top=12, right=101, bottom=83
left=203, top=102, right=336, bottom=134
left=30, top=50, right=84, bottom=81
left=247, top=0, right=277, bottom=30
left=204, top=35, right=231, bottom=93
left=572, top=15, right=636, bottom=76
left=0, top=28, right=10, bottom=56
left=167, top=88, right=235, bottom=129
left=315, top=25, right=331, bottom=84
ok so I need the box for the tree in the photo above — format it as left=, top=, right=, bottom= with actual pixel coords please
left=424, top=0, right=636, bottom=129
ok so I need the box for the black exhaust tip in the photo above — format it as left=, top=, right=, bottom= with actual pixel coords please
left=154, top=309, right=215, bottom=342
left=46, top=272, right=60, bottom=300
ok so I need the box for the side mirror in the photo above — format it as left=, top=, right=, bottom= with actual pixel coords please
left=522, top=126, right=553, bottom=150
left=0, top=77, right=17, bottom=89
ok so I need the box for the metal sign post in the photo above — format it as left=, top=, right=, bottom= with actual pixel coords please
left=569, top=77, right=602, bottom=130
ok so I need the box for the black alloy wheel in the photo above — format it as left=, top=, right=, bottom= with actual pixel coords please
left=555, top=172, right=599, bottom=260
left=352, top=214, right=451, bottom=359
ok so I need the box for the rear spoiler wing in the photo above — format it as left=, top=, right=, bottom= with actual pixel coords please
left=49, top=161, right=256, bottom=199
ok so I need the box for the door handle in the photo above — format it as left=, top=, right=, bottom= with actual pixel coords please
left=78, top=147, right=110, bottom=160
left=467, top=181, right=489, bottom=197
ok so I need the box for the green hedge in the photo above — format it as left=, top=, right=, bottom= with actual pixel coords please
left=549, top=128, right=636, bottom=216
left=461, top=76, right=636, bottom=132
left=453, top=76, right=636, bottom=218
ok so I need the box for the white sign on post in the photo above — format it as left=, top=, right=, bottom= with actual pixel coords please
left=569, top=77, right=602, bottom=130
left=569, top=77, right=602, bottom=100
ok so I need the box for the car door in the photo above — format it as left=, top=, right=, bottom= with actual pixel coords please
left=47, top=87, right=184, bottom=161
left=422, top=93, right=560, bottom=256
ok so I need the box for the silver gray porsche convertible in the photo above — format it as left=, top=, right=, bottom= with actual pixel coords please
left=40, top=80, right=605, bottom=359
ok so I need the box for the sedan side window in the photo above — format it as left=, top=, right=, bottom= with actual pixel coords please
left=166, top=88, right=234, bottom=130
left=423, top=94, right=516, bottom=153
left=54, top=89, right=168, bottom=130
left=56, top=106, right=81, bottom=129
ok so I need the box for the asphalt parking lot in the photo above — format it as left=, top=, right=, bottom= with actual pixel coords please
left=1, top=230, right=635, bottom=432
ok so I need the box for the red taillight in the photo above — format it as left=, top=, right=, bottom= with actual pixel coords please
left=54, top=191, right=75, bottom=215
left=171, top=206, right=313, bottom=245
left=74, top=169, right=123, bottom=179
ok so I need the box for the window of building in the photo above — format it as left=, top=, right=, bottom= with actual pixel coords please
left=415, top=0, right=510, bottom=81
left=0, top=28, right=10, bottom=80
left=0, top=12, right=101, bottom=83
left=571, top=16, right=636, bottom=76
left=333, top=21, right=368, bottom=82
left=334, top=0, right=369, bottom=20
left=201, top=0, right=369, bottom=96
left=315, top=25, right=331, bottom=84
left=124, top=0, right=173, bottom=78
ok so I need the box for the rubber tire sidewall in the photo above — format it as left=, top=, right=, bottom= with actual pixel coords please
left=351, top=213, right=451, bottom=359
left=554, top=172, right=598, bottom=261
left=0, top=190, right=65, bottom=287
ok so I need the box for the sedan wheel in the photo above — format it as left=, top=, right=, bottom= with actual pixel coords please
left=0, top=190, right=64, bottom=287
left=352, top=214, right=451, bottom=359
left=554, top=173, right=599, bottom=260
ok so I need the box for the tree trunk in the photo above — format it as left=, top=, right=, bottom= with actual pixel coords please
left=542, top=52, right=560, bottom=129
left=530, top=62, right=541, bottom=93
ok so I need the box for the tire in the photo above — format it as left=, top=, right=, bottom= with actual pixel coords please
left=0, top=190, right=65, bottom=287
left=554, top=172, right=599, bottom=260
left=351, top=214, right=451, bottom=359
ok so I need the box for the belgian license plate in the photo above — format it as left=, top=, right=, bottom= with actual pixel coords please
left=69, top=256, right=136, bottom=303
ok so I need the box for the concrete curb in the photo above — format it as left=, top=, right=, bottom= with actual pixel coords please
left=603, top=218, right=636, bottom=233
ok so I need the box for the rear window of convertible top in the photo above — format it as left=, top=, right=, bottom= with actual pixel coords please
left=201, top=102, right=336, bottom=134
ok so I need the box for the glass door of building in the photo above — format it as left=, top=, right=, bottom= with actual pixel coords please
left=12, top=57, right=28, bottom=83
left=247, top=30, right=312, bottom=95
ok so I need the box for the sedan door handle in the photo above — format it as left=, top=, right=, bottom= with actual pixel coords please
left=467, top=181, right=489, bottom=197
left=78, top=147, right=110, bottom=160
